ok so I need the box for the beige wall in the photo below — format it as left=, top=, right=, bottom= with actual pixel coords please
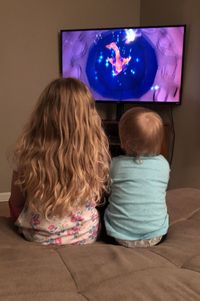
left=2, top=0, right=200, bottom=192
left=0, top=0, right=140, bottom=192
left=140, top=0, right=200, bottom=189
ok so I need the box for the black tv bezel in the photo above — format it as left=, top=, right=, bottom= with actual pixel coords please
left=59, top=24, right=186, bottom=105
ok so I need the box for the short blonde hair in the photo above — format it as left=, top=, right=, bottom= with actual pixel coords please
left=119, top=107, right=164, bottom=156
left=13, top=77, right=111, bottom=218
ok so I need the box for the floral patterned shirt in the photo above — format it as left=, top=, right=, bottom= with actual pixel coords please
left=15, top=203, right=100, bottom=245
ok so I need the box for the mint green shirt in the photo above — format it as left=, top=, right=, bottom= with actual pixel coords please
left=104, top=155, right=170, bottom=240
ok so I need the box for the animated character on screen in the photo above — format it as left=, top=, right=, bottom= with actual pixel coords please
left=106, top=42, right=131, bottom=76
left=86, top=29, right=158, bottom=99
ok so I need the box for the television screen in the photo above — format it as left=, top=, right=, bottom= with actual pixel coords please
left=60, top=25, right=186, bottom=104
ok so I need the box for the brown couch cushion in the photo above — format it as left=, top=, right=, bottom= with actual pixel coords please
left=0, top=188, right=200, bottom=301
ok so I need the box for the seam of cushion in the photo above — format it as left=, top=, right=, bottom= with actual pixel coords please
left=148, top=250, right=180, bottom=266
left=169, top=208, right=200, bottom=226
left=181, top=254, right=200, bottom=270
left=54, top=249, right=90, bottom=301
left=0, top=291, right=86, bottom=298
left=149, top=248, right=200, bottom=269
left=80, top=265, right=179, bottom=293
left=180, top=267, right=200, bottom=276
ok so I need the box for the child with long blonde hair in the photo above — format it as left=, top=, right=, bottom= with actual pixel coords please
left=104, top=107, right=170, bottom=248
left=9, top=77, right=110, bottom=245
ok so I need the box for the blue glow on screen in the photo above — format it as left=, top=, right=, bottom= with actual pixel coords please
left=61, top=26, right=185, bottom=103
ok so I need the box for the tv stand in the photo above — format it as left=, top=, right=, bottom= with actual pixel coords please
left=116, top=102, right=125, bottom=120
left=102, top=102, right=126, bottom=157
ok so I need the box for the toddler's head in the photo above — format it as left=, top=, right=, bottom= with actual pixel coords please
left=119, top=107, right=164, bottom=157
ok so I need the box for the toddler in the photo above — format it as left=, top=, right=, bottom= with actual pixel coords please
left=9, top=77, right=110, bottom=245
left=104, top=107, right=170, bottom=247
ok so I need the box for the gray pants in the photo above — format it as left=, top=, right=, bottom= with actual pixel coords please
left=116, top=236, right=163, bottom=248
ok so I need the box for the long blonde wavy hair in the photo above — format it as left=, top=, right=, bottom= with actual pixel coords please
left=13, top=77, right=111, bottom=218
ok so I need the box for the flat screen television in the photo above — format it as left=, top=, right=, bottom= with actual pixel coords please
left=60, top=25, right=186, bottom=104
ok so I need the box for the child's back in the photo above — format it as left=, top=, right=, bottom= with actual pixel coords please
left=9, top=77, right=110, bottom=245
left=105, top=155, right=169, bottom=242
left=104, top=107, right=170, bottom=247
left=17, top=201, right=99, bottom=245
